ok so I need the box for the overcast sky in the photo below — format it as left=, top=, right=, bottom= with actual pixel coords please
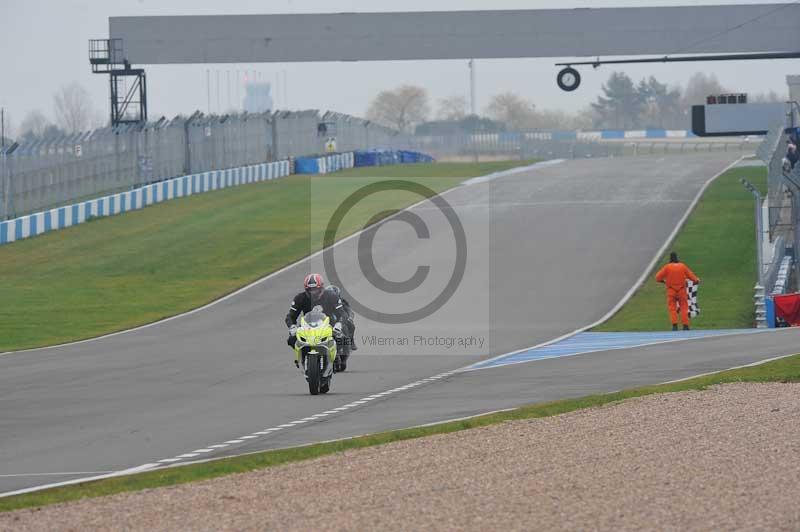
left=0, top=0, right=796, bottom=131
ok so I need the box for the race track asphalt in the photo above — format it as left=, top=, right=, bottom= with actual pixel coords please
left=5, top=152, right=787, bottom=495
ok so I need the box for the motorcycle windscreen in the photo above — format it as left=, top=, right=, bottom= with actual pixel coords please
left=303, top=311, right=328, bottom=328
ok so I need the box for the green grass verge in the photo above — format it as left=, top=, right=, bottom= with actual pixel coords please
left=594, top=166, right=767, bottom=332
left=2, top=351, right=798, bottom=513
left=0, top=161, right=536, bottom=352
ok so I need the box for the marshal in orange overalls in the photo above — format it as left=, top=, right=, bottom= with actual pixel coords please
left=655, top=261, right=700, bottom=327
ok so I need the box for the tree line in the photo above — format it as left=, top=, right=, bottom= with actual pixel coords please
left=4, top=83, right=105, bottom=143
left=366, top=71, right=786, bottom=134
left=5, top=71, right=785, bottom=143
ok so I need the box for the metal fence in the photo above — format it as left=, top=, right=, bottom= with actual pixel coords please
left=0, top=116, right=763, bottom=221
left=757, top=122, right=799, bottom=295
left=0, top=110, right=409, bottom=220
left=758, top=124, right=792, bottom=240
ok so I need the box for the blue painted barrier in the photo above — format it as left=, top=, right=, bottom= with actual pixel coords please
left=353, top=150, right=432, bottom=168
left=645, top=129, right=667, bottom=138
left=766, top=297, right=776, bottom=328
left=294, top=157, right=320, bottom=174
left=601, top=130, right=626, bottom=139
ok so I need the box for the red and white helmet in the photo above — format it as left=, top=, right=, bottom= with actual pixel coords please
left=304, top=273, right=325, bottom=300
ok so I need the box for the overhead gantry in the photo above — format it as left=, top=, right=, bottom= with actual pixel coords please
left=93, top=4, right=800, bottom=124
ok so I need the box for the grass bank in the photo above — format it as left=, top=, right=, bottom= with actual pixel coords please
left=0, top=161, right=535, bottom=352
left=2, top=350, right=797, bottom=513
left=594, top=165, right=767, bottom=332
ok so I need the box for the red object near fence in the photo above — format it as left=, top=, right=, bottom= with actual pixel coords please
left=772, top=293, right=800, bottom=326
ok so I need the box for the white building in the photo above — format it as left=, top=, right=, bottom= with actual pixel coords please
left=243, top=82, right=273, bottom=113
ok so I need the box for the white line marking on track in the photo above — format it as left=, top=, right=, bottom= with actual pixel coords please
left=129, top=369, right=460, bottom=471
left=0, top=472, right=115, bottom=478
left=0, top=464, right=160, bottom=498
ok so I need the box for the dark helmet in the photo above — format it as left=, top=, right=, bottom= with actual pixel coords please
left=670, top=252, right=679, bottom=263
left=304, top=273, right=325, bottom=301
left=325, top=285, right=341, bottom=298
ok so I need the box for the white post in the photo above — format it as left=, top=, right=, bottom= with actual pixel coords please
left=283, top=70, right=288, bottom=110
left=469, top=59, right=477, bottom=115
left=216, top=70, right=221, bottom=114
left=206, top=70, right=211, bottom=114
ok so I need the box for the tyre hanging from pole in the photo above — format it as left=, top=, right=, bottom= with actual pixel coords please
left=557, top=67, right=581, bottom=92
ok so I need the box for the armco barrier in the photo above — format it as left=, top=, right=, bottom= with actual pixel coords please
left=0, top=160, right=292, bottom=246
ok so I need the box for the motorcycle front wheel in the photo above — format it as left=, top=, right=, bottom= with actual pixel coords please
left=306, top=353, right=322, bottom=395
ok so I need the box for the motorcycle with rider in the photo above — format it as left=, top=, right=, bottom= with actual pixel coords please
left=286, top=274, right=357, bottom=394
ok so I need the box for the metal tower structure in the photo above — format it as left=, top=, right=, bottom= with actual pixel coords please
left=89, top=39, right=147, bottom=126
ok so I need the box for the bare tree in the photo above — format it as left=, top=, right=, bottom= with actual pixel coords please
left=436, top=95, right=468, bottom=121
left=751, top=90, right=787, bottom=103
left=366, top=85, right=430, bottom=132
left=682, top=72, right=727, bottom=107
left=485, top=92, right=537, bottom=130
left=18, top=110, right=50, bottom=139
left=53, top=82, right=95, bottom=133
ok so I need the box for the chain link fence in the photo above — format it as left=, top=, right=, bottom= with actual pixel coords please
left=0, top=110, right=411, bottom=220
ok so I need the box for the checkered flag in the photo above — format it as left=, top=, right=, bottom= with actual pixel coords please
left=685, top=280, right=700, bottom=318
